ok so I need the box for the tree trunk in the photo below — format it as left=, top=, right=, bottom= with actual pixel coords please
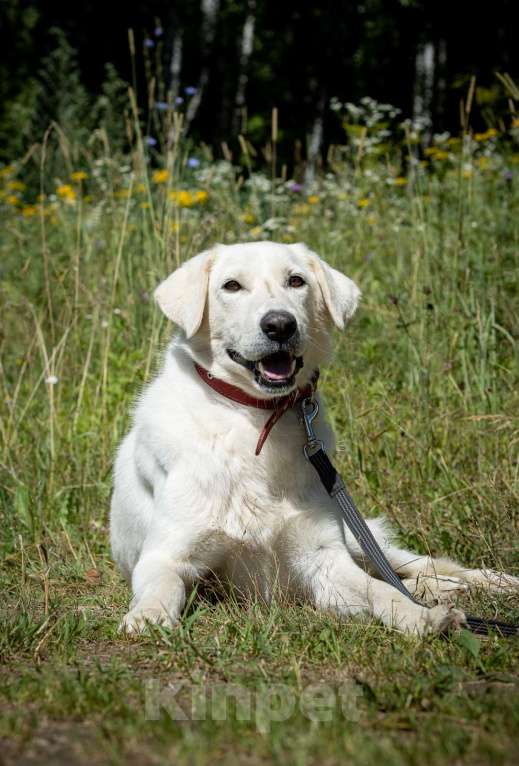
left=233, top=1, right=256, bottom=135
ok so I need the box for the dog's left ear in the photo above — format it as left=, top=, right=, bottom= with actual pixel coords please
left=288, top=243, right=360, bottom=329
left=154, top=248, right=215, bottom=337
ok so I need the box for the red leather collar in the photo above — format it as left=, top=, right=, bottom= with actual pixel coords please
left=194, top=363, right=319, bottom=455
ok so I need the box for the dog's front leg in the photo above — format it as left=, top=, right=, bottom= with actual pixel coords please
left=119, top=471, right=226, bottom=634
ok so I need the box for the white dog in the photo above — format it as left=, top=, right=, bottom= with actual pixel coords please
left=111, top=241, right=518, bottom=635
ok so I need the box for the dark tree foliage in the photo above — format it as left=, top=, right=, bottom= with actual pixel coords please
left=0, top=0, right=517, bottom=162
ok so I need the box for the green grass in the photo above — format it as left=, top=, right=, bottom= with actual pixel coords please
left=1, top=118, right=519, bottom=764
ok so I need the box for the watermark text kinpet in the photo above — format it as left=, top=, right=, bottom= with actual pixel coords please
left=145, top=679, right=362, bottom=732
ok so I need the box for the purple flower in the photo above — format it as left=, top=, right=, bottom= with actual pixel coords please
left=144, top=38, right=155, bottom=48
left=184, top=86, right=197, bottom=96
left=289, top=182, right=303, bottom=193
left=145, top=136, right=157, bottom=147
left=503, top=169, right=513, bottom=182
left=154, top=26, right=164, bottom=37
left=187, top=157, right=200, bottom=168
left=175, top=96, right=184, bottom=105
left=155, top=101, right=169, bottom=111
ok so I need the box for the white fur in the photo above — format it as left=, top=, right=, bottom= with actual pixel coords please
left=110, top=241, right=519, bottom=635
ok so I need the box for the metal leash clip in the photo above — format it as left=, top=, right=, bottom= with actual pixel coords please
left=300, top=397, right=324, bottom=459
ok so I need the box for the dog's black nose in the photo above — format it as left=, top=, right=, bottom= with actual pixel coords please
left=260, top=311, right=297, bottom=342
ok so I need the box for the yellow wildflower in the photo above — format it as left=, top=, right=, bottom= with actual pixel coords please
left=152, top=169, right=170, bottom=184
left=0, top=164, right=15, bottom=177
left=22, top=205, right=38, bottom=218
left=447, top=137, right=461, bottom=146
left=136, top=183, right=147, bottom=193
left=240, top=212, right=256, bottom=225
left=478, top=157, right=490, bottom=170
left=194, top=190, right=208, bottom=204
left=7, top=180, right=26, bottom=191
left=249, top=225, right=263, bottom=238
left=71, top=171, right=88, bottom=182
left=463, top=169, right=473, bottom=179
left=366, top=215, right=377, bottom=225
left=140, top=201, right=151, bottom=209
left=512, top=118, right=519, bottom=129
left=474, top=128, right=498, bottom=142
left=424, top=147, right=438, bottom=156
left=37, top=193, right=46, bottom=202
left=307, top=195, right=320, bottom=204
left=170, top=221, right=180, bottom=233
left=292, top=203, right=311, bottom=216
left=357, top=198, right=370, bottom=208
left=57, top=184, right=76, bottom=203
left=431, top=150, right=449, bottom=160
left=6, top=195, right=21, bottom=206
left=393, top=177, right=407, bottom=186
left=169, top=190, right=194, bottom=207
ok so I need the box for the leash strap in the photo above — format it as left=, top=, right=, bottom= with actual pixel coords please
left=300, top=398, right=519, bottom=638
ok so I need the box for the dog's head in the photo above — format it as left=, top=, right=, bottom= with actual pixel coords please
left=155, top=241, right=360, bottom=397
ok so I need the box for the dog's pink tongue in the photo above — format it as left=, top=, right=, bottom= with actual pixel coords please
left=259, top=353, right=294, bottom=380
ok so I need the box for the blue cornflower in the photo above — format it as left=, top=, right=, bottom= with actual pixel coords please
left=175, top=96, right=184, bottom=105
left=184, top=86, right=197, bottom=96
left=144, top=38, right=155, bottom=48
left=187, top=158, right=200, bottom=168
left=155, top=101, right=169, bottom=111
left=145, top=136, right=157, bottom=147
left=154, top=26, right=164, bottom=37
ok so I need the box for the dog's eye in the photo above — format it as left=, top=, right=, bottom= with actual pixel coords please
left=222, top=280, right=242, bottom=292
left=287, top=275, right=306, bottom=289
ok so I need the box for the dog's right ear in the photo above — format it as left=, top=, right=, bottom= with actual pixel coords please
left=154, top=248, right=215, bottom=338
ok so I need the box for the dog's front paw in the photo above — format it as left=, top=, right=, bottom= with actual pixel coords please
left=423, top=605, right=467, bottom=635
left=119, top=606, right=177, bottom=635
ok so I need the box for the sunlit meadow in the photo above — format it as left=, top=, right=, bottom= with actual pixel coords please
left=1, top=91, right=519, bottom=764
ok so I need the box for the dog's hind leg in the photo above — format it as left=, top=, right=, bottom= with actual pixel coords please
left=274, top=513, right=466, bottom=635
left=344, top=516, right=519, bottom=600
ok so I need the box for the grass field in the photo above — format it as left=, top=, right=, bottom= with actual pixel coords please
left=1, top=113, right=519, bottom=764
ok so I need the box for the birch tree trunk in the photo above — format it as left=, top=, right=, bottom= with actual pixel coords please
left=413, top=41, right=435, bottom=139
left=169, top=30, right=183, bottom=105
left=233, top=0, right=256, bottom=135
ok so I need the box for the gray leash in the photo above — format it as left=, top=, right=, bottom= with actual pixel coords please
left=300, top=396, right=519, bottom=637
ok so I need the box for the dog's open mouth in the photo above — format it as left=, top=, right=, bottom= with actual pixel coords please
left=257, top=351, right=297, bottom=383
left=227, top=349, right=303, bottom=390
